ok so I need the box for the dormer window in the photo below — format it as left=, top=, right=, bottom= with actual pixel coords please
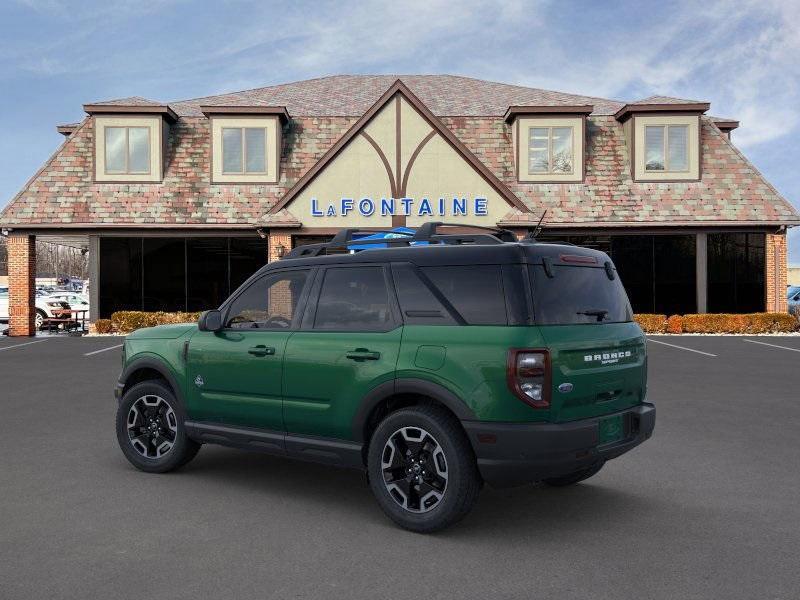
left=84, top=101, right=175, bottom=183
left=615, top=99, right=707, bottom=182
left=222, top=127, right=268, bottom=174
left=201, top=106, right=289, bottom=184
left=505, top=106, right=591, bottom=184
left=92, top=116, right=164, bottom=182
left=105, top=126, right=151, bottom=174
left=528, top=126, right=574, bottom=174
left=644, top=124, right=688, bottom=172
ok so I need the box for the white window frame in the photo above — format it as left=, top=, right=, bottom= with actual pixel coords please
left=104, top=126, right=152, bottom=175
left=94, top=115, right=163, bottom=183
left=210, top=116, right=279, bottom=184
left=527, top=126, right=575, bottom=176
left=644, top=124, right=689, bottom=173
left=221, top=127, right=269, bottom=175
left=516, top=116, right=584, bottom=183
left=632, top=114, right=699, bottom=182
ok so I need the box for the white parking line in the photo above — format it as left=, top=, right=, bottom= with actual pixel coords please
left=646, top=338, right=717, bottom=357
left=0, top=339, right=49, bottom=352
left=742, top=339, right=800, bottom=353
left=84, top=344, right=123, bottom=356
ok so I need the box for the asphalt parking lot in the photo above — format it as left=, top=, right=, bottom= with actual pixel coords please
left=1, top=335, right=799, bottom=599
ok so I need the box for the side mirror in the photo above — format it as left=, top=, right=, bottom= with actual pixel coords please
left=198, top=309, right=223, bottom=332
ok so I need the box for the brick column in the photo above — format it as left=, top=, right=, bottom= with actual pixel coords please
left=8, top=234, right=36, bottom=336
left=268, top=230, right=292, bottom=263
left=765, top=232, right=788, bottom=313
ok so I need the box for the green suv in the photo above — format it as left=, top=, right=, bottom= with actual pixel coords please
left=115, top=223, right=655, bottom=532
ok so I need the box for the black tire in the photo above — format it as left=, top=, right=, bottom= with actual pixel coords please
left=367, top=405, right=481, bottom=533
left=116, top=380, right=200, bottom=473
left=543, top=461, right=604, bottom=487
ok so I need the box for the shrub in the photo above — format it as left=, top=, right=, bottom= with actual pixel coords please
left=665, top=314, right=683, bottom=334
left=634, top=314, right=667, bottom=333
left=680, top=313, right=798, bottom=334
left=94, top=319, right=114, bottom=334
left=110, top=311, right=202, bottom=333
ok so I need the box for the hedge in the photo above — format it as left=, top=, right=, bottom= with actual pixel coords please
left=678, top=313, right=798, bottom=334
left=99, top=310, right=798, bottom=334
left=634, top=314, right=667, bottom=333
left=110, top=311, right=202, bottom=333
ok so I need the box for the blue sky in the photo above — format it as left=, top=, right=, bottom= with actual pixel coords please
left=1, top=0, right=798, bottom=260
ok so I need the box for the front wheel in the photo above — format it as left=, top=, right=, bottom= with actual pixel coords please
left=367, top=405, right=481, bottom=533
left=116, top=380, right=200, bottom=473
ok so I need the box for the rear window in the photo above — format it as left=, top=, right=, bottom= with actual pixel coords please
left=530, top=264, right=632, bottom=325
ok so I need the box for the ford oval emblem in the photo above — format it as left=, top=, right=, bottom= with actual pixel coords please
left=558, top=382, right=574, bottom=393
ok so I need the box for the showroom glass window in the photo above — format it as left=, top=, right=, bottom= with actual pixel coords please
left=707, top=233, right=765, bottom=312
left=528, top=127, right=573, bottom=174
left=645, top=125, right=688, bottom=171
left=98, top=237, right=266, bottom=317
left=104, top=126, right=150, bottom=174
left=222, top=127, right=267, bottom=174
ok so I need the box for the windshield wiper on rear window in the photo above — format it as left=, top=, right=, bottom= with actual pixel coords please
left=576, top=309, right=609, bottom=322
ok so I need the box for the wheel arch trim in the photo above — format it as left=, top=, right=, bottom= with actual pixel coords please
left=118, top=356, right=185, bottom=407
left=351, top=378, right=476, bottom=442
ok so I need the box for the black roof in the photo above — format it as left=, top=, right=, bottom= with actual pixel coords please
left=262, top=223, right=612, bottom=271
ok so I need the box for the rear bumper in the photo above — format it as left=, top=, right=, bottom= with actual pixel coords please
left=463, top=403, right=655, bottom=488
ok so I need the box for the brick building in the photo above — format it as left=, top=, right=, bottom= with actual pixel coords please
left=1, top=75, right=798, bottom=335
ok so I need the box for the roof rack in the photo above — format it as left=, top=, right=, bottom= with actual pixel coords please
left=281, top=222, right=518, bottom=259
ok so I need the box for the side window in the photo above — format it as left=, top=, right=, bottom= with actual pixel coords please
left=226, top=270, right=309, bottom=329
left=421, top=265, right=507, bottom=325
left=314, top=266, right=391, bottom=331
left=391, top=264, right=456, bottom=325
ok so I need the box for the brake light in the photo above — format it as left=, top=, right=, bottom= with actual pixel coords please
left=507, top=349, right=550, bottom=409
left=560, top=254, right=597, bottom=264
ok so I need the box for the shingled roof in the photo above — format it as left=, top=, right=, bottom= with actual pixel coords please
left=1, top=75, right=797, bottom=229
left=168, top=74, right=626, bottom=117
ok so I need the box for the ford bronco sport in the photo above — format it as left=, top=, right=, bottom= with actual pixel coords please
left=115, top=223, right=655, bottom=533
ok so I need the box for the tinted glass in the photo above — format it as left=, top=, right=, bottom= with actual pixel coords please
left=143, top=238, right=186, bottom=312
left=422, top=265, right=507, bottom=325
left=187, top=238, right=229, bottom=311
left=314, top=267, right=391, bottom=330
left=222, top=128, right=243, bottom=173
left=128, top=127, right=150, bottom=173
left=104, top=127, right=127, bottom=173
left=99, top=237, right=142, bottom=317
left=230, top=237, right=267, bottom=291
left=653, top=235, right=695, bottom=314
left=244, top=128, right=266, bottom=173
left=227, top=270, right=309, bottom=329
left=391, top=264, right=456, bottom=325
left=708, top=233, right=764, bottom=312
left=530, top=264, right=632, bottom=325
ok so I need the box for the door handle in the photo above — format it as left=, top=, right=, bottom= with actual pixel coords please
left=248, top=345, right=276, bottom=357
left=346, top=348, right=381, bottom=361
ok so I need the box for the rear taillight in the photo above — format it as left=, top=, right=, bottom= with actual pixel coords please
left=507, top=349, right=551, bottom=409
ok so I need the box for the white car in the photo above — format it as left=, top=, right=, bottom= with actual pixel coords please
left=0, top=287, right=73, bottom=329
left=46, top=292, right=90, bottom=320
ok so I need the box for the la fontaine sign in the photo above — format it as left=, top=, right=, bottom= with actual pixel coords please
left=310, top=196, right=488, bottom=218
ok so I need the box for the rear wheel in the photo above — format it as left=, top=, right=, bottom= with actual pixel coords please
left=367, top=405, right=481, bottom=533
left=116, top=380, right=200, bottom=473
left=543, top=461, right=604, bottom=487
left=35, top=309, right=46, bottom=330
